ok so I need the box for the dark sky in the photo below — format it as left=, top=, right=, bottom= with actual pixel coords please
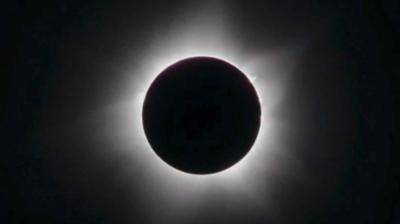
left=3, top=0, right=399, bottom=223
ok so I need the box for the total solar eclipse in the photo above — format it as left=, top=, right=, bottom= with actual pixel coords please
left=142, top=57, right=261, bottom=174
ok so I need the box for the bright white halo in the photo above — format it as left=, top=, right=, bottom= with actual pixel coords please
left=103, top=1, right=300, bottom=223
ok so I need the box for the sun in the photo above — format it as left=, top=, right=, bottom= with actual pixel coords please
left=106, top=1, right=297, bottom=223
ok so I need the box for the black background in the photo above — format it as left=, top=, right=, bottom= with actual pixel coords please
left=3, top=0, right=399, bottom=223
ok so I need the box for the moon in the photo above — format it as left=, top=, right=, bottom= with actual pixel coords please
left=142, top=57, right=261, bottom=174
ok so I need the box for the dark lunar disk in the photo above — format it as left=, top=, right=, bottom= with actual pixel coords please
left=142, top=57, right=261, bottom=174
